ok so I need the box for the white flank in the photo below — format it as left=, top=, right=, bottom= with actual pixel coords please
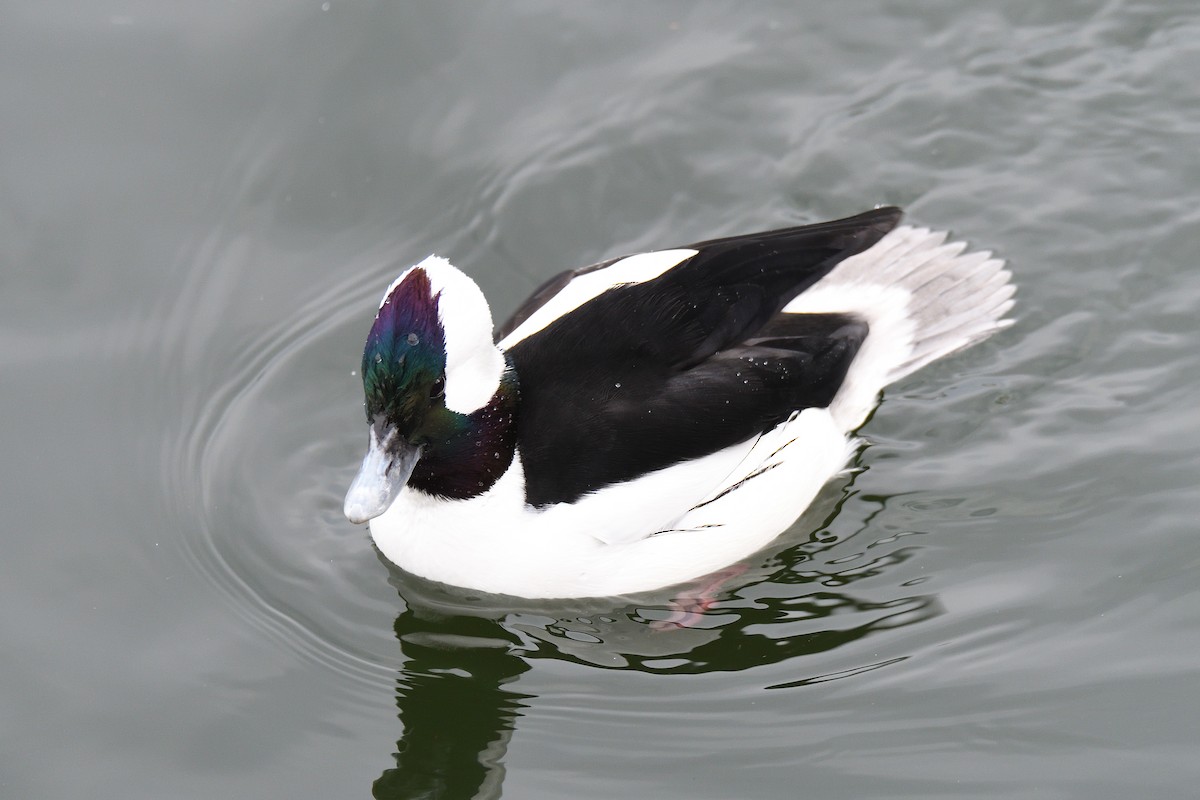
left=589, top=408, right=851, bottom=595
left=498, top=249, right=698, bottom=348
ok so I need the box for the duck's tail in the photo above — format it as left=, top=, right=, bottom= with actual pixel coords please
left=783, top=224, right=1015, bottom=431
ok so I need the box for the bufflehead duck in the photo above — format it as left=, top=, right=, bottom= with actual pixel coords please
left=344, top=208, right=1014, bottom=598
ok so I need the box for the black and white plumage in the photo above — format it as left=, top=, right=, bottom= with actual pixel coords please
left=344, top=208, right=1015, bottom=598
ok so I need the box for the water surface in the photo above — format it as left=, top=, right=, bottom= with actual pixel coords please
left=3, top=2, right=1199, bottom=798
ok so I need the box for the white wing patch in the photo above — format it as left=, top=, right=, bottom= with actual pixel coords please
left=498, top=249, right=698, bottom=349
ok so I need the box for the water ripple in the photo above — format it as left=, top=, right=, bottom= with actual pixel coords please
left=158, top=219, right=404, bottom=694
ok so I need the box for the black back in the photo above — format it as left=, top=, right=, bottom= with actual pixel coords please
left=503, top=207, right=901, bottom=507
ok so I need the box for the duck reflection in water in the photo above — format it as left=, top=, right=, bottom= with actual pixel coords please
left=373, top=604, right=529, bottom=800
left=372, top=491, right=942, bottom=799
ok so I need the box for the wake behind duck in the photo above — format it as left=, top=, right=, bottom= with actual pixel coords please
left=344, top=208, right=1014, bottom=598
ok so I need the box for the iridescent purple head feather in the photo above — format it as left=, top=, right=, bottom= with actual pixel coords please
left=361, top=268, right=447, bottom=430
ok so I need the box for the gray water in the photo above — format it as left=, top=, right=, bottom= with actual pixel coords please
left=4, top=2, right=1199, bottom=798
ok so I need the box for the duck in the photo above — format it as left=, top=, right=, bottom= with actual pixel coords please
left=344, top=207, right=1014, bottom=598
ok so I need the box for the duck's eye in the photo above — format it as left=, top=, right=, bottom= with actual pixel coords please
left=430, top=376, right=445, bottom=400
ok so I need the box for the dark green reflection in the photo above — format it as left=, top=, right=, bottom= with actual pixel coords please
left=374, top=607, right=530, bottom=800
left=375, top=487, right=940, bottom=797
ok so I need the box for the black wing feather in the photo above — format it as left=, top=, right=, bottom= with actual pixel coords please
left=504, top=208, right=900, bottom=507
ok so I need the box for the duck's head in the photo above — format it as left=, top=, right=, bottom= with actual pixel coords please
left=344, top=256, right=505, bottom=523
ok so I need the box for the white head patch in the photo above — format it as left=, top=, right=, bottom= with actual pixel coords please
left=391, top=255, right=504, bottom=414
